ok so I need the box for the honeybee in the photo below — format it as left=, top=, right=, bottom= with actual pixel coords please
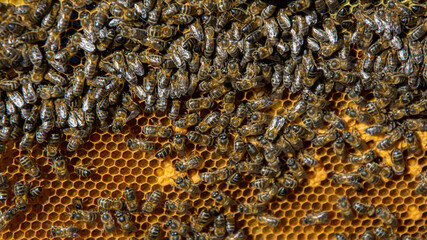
left=358, top=166, right=383, bottom=185
left=174, top=176, right=200, bottom=196
left=100, top=209, right=115, bottom=234
left=196, top=111, right=220, bottom=133
left=0, top=173, right=7, bottom=190
left=50, top=225, right=80, bottom=238
left=415, top=171, right=427, bottom=195
left=353, top=202, right=375, bottom=216
left=343, top=130, right=365, bottom=151
left=164, top=200, right=191, bottom=214
left=115, top=211, right=137, bottom=233
left=141, top=190, right=162, bottom=214
left=64, top=128, right=87, bottom=152
left=333, top=135, right=345, bottom=157
left=227, top=172, right=242, bottom=186
left=175, top=155, right=202, bottom=172
left=257, top=184, right=279, bottom=203
left=155, top=143, right=172, bottom=159
left=18, top=155, right=41, bottom=178
left=282, top=127, right=303, bottom=151
left=347, top=149, right=377, bottom=165
left=45, top=132, right=61, bottom=159
left=74, top=163, right=95, bottom=178
left=287, top=157, right=307, bottom=181
left=185, top=97, right=215, bottom=111
left=127, top=138, right=155, bottom=152
left=51, top=155, right=69, bottom=180
left=299, top=151, right=318, bottom=167
left=212, top=214, right=227, bottom=238
left=214, top=133, right=229, bottom=156
left=335, top=233, right=349, bottom=240
left=403, top=119, right=427, bottom=131
left=146, top=223, right=161, bottom=240
left=376, top=126, right=404, bottom=150
left=123, top=187, right=138, bottom=213
left=376, top=206, right=398, bottom=227
left=229, top=103, right=249, bottom=129
left=301, top=211, right=330, bottom=225
left=168, top=99, right=181, bottom=121
left=211, top=114, right=230, bottom=137
left=403, top=131, right=422, bottom=156
left=256, top=213, right=280, bottom=227
left=174, top=113, right=200, bottom=129
left=336, top=196, right=354, bottom=220
left=212, top=190, right=236, bottom=207
left=364, top=123, right=395, bottom=136
left=143, top=125, right=172, bottom=138
left=192, top=208, right=212, bottom=232
left=237, top=123, right=265, bottom=137
left=323, top=111, right=346, bottom=130
left=390, top=149, right=405, bottom=175
left=374, top=227, right=394, bottom=240
left=365, top=162, right=394, bottom=179
left=359, top=230, right=376, bottom=240
left=0, top=189, right=7, bottom=203
left=165, top=217, right=190, bottom=236
left=312, top=127, right=338, bottom=147
left=221, top=91, right=236, bottom=115
left=247, top=96, right=274, bottom=111
left=345, top=107, right=373, bottom=123
left=332, top=172, right=363, bottom=192
left=200, top=168, right=229, bottom=184
left=187, top=131, right=214, bottom=146
left=70, top=210, right=99, bottom=223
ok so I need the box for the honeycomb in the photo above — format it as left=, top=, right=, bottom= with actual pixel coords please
left=0, top=0, right=426, bottom=240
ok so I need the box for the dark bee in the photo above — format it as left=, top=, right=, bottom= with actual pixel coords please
left=169, top=99, right=180, bottom=120
left=141, top=190, right=162, bottom=214
left=343, top=130, right=365, bottom=151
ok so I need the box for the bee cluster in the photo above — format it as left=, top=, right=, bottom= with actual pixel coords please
left=0, top=0, right=426, bottom=239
